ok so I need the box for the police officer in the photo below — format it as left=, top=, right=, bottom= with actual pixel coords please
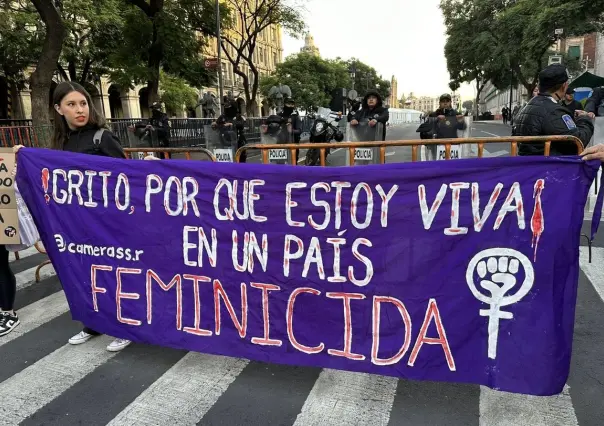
left=514, top=64, right=593, bottom=156
left=427, top=93, right=466, bottom=139
left=561, top=88, right=583, bottom=115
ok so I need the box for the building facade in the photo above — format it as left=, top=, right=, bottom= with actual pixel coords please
left=407, top=93, right=461, bottom=114
left=300, top=33, right=320, bottom=57
left=202, top=17, right=283, bottom=117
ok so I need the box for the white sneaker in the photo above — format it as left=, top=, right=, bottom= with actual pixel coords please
left=68, top=331, right=95, bottom=345
left=107, top=338, right=132, bottom=352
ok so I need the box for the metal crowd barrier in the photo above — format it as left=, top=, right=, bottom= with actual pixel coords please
left=235, top=135, right=584, bottom=165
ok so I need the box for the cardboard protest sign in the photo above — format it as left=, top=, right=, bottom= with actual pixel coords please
left=0, top=148, right=19, bottom=244
left=15, top=147, right=602, bottom=396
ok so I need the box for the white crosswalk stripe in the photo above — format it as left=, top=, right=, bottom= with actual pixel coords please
left=0, top=248, right=601, bottom=425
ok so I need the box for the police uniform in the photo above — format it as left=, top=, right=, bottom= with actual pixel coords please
left=513, top=64, right=594, bottom=156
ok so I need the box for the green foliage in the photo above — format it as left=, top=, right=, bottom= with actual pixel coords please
left=59, top=0, right=125, bottom=83
left=442, top=0, right=604, bottom=96
left=259, top=53, right=351, bottom=112
left=115, top=0, right=220, bottom=98
left=0, top=1, right=44, bottom=87
left=159, top=71, right=199, bottom=115
left=462, top=99, right=474, bottom=111
left=343, top=58, right=391, bottom=101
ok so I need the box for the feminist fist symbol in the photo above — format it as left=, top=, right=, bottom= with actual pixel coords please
left=466, top=248, right=534, bottom=359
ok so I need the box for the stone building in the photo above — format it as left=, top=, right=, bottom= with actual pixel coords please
left=300, top=33, right=320, bottom=57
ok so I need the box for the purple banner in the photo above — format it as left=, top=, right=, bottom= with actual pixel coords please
left=16, top=148, right=600, bottom=396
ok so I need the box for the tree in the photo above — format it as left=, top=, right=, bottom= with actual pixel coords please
left=0, top=1, right=44, bottom=91
left=121, top=0, right=221, bottom=105
left=462, top=100, right=474, bottom=113
left=217, top=0, right=305, bottom=115
left=343, top=59, right=391, bottom=102
left=441, top=0, right=502, bottom=117
left=29, top=0, right=65, bottom=128
left=58, top=0, right=125, bottom=85
left=442, top=0, right=604, bottom=113
left=259, top=53, right=350, bottom=113
left=159, top=71, right=198, bottom=116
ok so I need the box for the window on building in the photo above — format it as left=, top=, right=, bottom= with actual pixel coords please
left=568, top=45, right=581, bottom=60
left=273, top=52, right=278, bottom=66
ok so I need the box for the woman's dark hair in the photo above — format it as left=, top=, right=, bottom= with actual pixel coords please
left=51, top=81, right=106, bottom=150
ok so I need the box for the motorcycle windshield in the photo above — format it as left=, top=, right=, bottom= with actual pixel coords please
left=204, top=124, right=237, bottom=163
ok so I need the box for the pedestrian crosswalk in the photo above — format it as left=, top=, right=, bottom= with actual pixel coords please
left=0, top=246, right=602, bottom=426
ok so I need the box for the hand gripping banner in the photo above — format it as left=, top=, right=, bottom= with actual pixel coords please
left=15, top=148, right=602, bottom=396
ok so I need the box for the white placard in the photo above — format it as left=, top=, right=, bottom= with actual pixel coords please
left=213, top=148, right=234, bottom=163
left=269, top=148, right=288, bottom=161
left=354, top=148, right=373, bottom=161
left=436, top=145, right=461, bottom=160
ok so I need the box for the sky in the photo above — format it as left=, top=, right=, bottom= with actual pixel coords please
left=281, top=0, right=474, bottom=101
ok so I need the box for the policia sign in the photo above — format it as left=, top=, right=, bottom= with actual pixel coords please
left=0, top=148, right=20, bottom=244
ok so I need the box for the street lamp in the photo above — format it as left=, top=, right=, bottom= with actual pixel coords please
left=349, top=63, right=356, bottom=90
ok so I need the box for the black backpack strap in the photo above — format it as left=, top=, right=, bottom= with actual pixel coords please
left=93, top=129, right=105, bottom=152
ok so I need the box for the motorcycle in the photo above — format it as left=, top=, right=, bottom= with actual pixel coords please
left=305, top=110, right=344, bottom=166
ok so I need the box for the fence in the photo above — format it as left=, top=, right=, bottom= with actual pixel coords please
left=234, top=135, right=584, bottom=165
left=0, top=117, right=314, bottom=148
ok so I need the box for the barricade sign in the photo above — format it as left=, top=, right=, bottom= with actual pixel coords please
left=205, top=125, right=237, bottom=163
left=345, top=122, right=383, bottom=166
left=0, top=148, right=19, bottom=244
left=436, top=145, right=461, bottom=160
left=15, top=144, right=601, bottom=396
left=213, top=148, right=234, bottom=163
left=354, top=148, right=373, bottom=161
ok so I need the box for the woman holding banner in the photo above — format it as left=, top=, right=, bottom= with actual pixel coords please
left=13, top=82, right=132, bottom=352
left=0, top=245, right=18, bottom=337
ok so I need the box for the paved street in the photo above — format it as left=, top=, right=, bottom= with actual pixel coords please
left=245, top=121, right=515, bottom=165
left=0, top=222, right=603, bottom=425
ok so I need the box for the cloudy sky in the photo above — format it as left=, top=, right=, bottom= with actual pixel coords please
left=281, top=0, right=474, bottom=101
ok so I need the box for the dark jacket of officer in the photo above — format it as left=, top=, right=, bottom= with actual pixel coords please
left=428, top=108, right=466, bottom=139
left=585, top=87, right=604, bottom=116
left=352, top=90, right=389, bottom=124
left=514, top=64, right=594, bottom=156
left=513, top=95, right=593, bottom=155
left=351, top=90, right=389, bottom=140
left=279, top=106, right=302, bottom=143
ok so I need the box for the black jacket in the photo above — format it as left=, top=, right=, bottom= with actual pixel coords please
left=279, top=109, right=302, bottom=143
left=63, top=125, right=125, bottom=158
left=513, top=94, right=593, bottom=156
left=136, top=111, right=171, bottom=142
left=585, top=87, right=604, bottom=116
left=352, top=90, right=389, bottom=124
left=428, top=108, right=466, bottom=139
left=352, top=90, right=389, bottom=140
left=560, top=99, right=583, bottom=115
